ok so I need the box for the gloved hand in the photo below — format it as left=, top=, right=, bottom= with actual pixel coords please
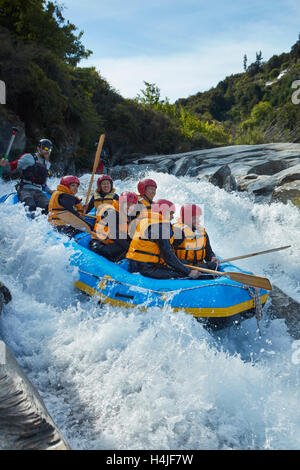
left=188, top=269, right=200, bottom=279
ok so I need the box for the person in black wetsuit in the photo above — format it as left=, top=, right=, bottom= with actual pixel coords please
left=89, top=191, right=140, bottom=262
left=173, top=204, right=218, bottom=266
left=85, top=174, right=119, bottom=214
left=126, top=199, right=201, bottom=279
left=0, top=138, right=53, bottom=215
left=48, top=175, right=92, bottom=237
left=172, top=204, right=219, bottom=279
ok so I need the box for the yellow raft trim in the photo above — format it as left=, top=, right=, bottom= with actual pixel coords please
left=75, top=280, right=268, bottom=319
left=174, top=294, right=268, bottom=317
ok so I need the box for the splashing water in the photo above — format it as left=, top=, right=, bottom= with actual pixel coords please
left=0, top=172, right=300, bottom=450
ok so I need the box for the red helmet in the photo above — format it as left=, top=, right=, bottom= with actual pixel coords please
left=152, top=199, right=175, bottom=216
left=137, top=178, right=157, bottom=196
left=119, top=191, right=138, bottom=205
left=60, top=175, right=80, bottom=188
left=180, top=204, right=202, bottom=224
left=97, top=174, right=113, bottom=191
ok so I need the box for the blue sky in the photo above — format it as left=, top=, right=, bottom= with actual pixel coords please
left=62, top=0, right=300, bottom=102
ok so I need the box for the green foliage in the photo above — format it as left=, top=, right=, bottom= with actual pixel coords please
left=2, top=3, right=300, bottom=169
left=136, top=81, right=164, bottom=107
left=268, top=68, right=280, bottom=80
left=0, top=0, right=91, bottom=65
left=135, top=82, right=231, bottom=147
left=234, top=128, right=265, bottom=145
left=177, top=34, right=300, bottom=146
left=250, top=101, right=273, bottom=123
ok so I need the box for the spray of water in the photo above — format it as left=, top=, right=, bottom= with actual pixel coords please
left=0, top=172, right=300, bottom=450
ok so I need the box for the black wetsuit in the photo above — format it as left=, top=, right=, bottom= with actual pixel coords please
left=89, top=206, right=131, bottom=262
left=128, top=222, right=191, bottom=279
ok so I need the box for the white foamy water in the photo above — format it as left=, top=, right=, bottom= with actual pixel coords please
left=0, top=172, right=300, bottom=450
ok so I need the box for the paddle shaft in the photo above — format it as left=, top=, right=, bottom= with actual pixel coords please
left=84, top=134, right=105, bottom=213
left=220, top=245, right=291, bottom=264
left=0, top=127, right=18, bottom=177
left=184, top=264, right=272, bottom=290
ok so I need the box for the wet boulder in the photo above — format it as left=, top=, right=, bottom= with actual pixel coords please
left=0, top=341, right=70, bottom=450
left=271, top=181, right=300, bottom=207
left=0, top=282, right=12, bottom=315
left=208, top=164, right=237, bottom=192
left=267, top=286, right=300, bottom=339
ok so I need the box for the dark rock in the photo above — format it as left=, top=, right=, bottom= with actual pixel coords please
left=173, top=157, right=193, bottom=177
left=248, top=159, right=290, bottom=176
left=271, top=181, right=300, bottom=207
left=267, top=285, right=300, bottom=339
left=0, top=341, right=70, bottom=450
left=253, top=184, right=275, bottom=196
left=0, top=282, right=12, bottom=305
left=208, top=164, right=237, bottom=191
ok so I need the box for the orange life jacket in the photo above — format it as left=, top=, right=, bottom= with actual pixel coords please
left=92, top=201, right=128, bottom=244
left=48, top=185, right=83, bottom=226
left=173, top=218, right=207, bottom=264
left=137, top=194, right=154, bottom=210
left=126, top=212, right=174, bottom=265
left=94, top=188, right=118, bottom=211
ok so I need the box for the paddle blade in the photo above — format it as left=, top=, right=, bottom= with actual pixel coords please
left=183, top=264, right=272, bottom=291
left=225, top=271, right=272, bottom=291
left=55, top=211, right=92, bottom=232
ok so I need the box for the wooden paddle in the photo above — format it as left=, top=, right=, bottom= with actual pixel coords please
left=184, top=264, right=272, bottom=291
left=220, top=245, right=291, bottom=264
left=83, top=134, right=105, bottom=215
left=55, top=211, right=97, bottom=237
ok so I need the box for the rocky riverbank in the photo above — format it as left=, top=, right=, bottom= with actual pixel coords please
left=110, top=143, right=300, bottom=207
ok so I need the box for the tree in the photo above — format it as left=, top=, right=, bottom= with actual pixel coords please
left=243, top=54, right=248, bottom=72
left=0, top=0, right=91, bottom=66
left=247, top=51, right=264, bottom=76
left=290, top=33, right=300, bottom=60
left=256, top=50, right=263, bottom=65
left=136, top=81, right=164, bottom=107
left=250, top=101, right=273, bottom=123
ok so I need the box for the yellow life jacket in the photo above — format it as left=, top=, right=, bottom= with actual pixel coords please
left=94, top=188, right=118, bottom=211
left=48, top=185, right=83, bottom=226
left=126, top=212, right=174, bottom=265
left=137, top=194, right=154, bottom=210
left=173, top=218, right=207, bottom=264
left=92, top=202, right=129, bottom=244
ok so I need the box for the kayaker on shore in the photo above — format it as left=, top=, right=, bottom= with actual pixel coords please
left=89, top=191, right=140, bottom=262
left=85, top=174, right=119, bottom=214
left=48, top=175, right=90, bottom=237
left=173, top=204, right=219, bottom=273
left=0, top=138, right=53, bottom=216
left=126, top=199, right=201, bottom=279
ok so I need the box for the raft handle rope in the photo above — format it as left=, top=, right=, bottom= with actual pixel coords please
left=247, top=286, right=263, bottom=335
left=77, top=268, right=265, bottom=297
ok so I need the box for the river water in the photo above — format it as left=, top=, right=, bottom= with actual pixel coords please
left=0, top=170, right=300, bottom=450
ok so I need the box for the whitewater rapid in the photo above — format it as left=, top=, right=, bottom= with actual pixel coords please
left=0, top=171, right=300, bottom=450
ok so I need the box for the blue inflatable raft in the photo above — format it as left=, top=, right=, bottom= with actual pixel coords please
left=0, top=192, right=268, bottom=330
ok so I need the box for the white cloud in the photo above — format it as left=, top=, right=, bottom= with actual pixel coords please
left=84, top=39, right=283, bottom=102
